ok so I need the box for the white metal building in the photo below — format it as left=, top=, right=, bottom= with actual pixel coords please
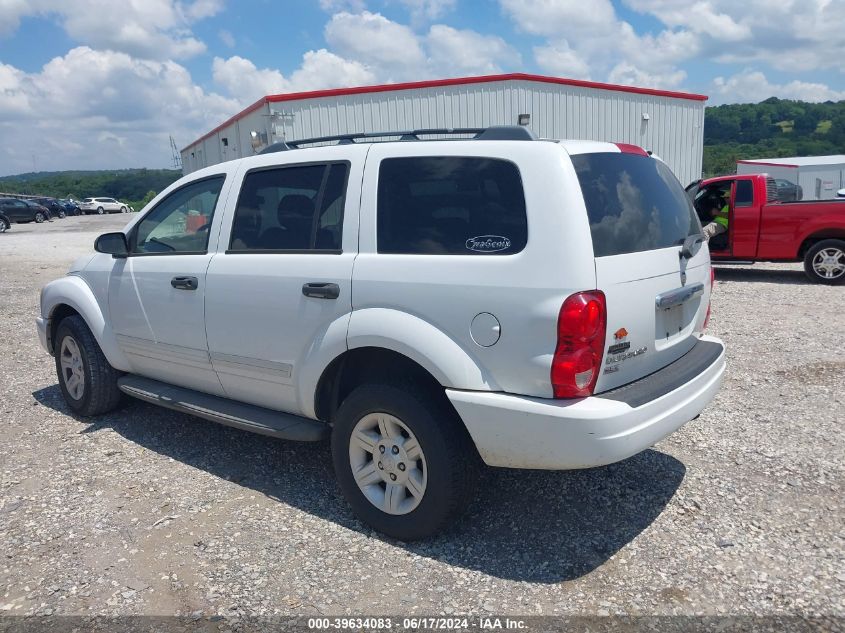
left=737, top=155, right=845, bottom=200
left=181, top=73, right=708, bottom=185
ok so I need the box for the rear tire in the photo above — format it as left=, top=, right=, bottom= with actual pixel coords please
left=57, top=210, right=66, bottom=219
left=34, top=211, right=45, bottom=223
left=97, top=207, right=104, bottom=215
left=803, top=239, right=845, bottom=285
left=0, top=218, right=9, bottom=233
left=331, top=383, right=479, bottom=540
left=54, top=315, right=123, bottom=416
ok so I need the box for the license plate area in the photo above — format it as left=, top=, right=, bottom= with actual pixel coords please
left=654, top=296, right=700, bottom=350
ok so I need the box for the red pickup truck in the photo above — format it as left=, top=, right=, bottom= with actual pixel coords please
left=688, top=173, right=845, bottom=284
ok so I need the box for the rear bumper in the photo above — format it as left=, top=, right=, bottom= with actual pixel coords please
left=447, top=335, right=725, bottom=470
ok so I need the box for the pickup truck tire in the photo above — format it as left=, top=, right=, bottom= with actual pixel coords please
left=55, top=315, right=123, bottom=416
left=803, top=239, right=845, bottom=285
left=331, top=383, right=479, bottom=540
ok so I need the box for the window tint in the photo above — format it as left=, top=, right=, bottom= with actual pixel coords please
left=571, top=153, right=700, bottom=257
left=735, top=180, right=754, bottom=207
left=377, top=157, right=527, bottom=255
left=229, top=162, right=348, bottom=252
left=132, top=176, right=224, bottom=254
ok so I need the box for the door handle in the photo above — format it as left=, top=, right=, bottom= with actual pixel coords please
left=302, top=282, right=340, bottom=299
left=171, top=276, right=198, bottom=290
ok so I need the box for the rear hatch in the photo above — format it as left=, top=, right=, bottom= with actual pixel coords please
left=569, top=150, right=710, bottom=393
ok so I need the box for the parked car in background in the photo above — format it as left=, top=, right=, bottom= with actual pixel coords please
left=774, top=179, right=803, bottom=202
left=0, top=197, right=50, bottom=223
left=36, top=127, right=725, bottom=539
left=59, top=199, right=81, bottom=215
left=23, top=199, right=55, bottom=221
left=0, top=211, right=10, bottom=233
left=79, top=197, right=128, bottom=214
left=690, top=173, right=845, bottom=284
left=35, top=197, right=66, bottom=219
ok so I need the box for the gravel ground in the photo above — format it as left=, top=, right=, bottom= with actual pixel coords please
left=0, top=215, right=843, bottom=621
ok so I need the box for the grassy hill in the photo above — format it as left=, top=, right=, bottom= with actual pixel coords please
left=703, top=97, right=845, bottom=177
left=0, top=168, right=182, bottom=210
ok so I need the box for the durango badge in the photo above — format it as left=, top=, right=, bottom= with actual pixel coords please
left=466, top=235, right=511, bottom=253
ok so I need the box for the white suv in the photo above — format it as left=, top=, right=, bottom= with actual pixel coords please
left=80, top=197, right=127, bottom=214
left=36, top=127, right=725, bottom=539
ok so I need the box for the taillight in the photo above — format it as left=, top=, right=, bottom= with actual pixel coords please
left=703, top=266, right=715, bottom=330
left=551, top=290, right=607, bottom=398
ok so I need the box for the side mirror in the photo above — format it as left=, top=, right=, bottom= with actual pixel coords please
left=95, top=232, right=129, bottom=258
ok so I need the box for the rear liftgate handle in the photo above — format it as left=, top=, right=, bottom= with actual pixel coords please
left=302, top=282, right=340, bottom=299
left=171, top=276, right=198, bottom=290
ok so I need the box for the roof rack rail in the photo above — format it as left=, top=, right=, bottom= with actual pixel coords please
left=257, top=125, right=536, bottom=154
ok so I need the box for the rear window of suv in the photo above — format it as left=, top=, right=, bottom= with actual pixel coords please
left=377, top=156, right=527, bottom=255
left=571, top=152, right=700, bottom=257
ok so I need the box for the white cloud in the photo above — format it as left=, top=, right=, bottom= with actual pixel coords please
left=501, top=0, right=696, bottom=89
left=608, top=62, right=687, bottom=89
left=427, top=25, right=519, bottom=75
left=318, top=0, right=366, bottom=11
left=0, top=0, right=222, bottom=60
left=325, top=11, right=427, bottom=75
left=0, top=47, right=238, bottom=174
left=622, top=0, right=845, bottom=73
left=712, top=70, right=845, bottom=104
left=398, top=0, right=456, bottom=21
left=533, top=42, right=591, bottom=79
left=212, top=50, right=375, bottom=102
left=218, top=29, right=235, bottom=48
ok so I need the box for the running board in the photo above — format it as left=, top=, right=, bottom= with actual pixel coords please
left=117, top=375, right=328, bottom=442
left=711, top=260, right=755, bottom=265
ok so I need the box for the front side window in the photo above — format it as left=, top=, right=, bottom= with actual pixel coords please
left=131, top=176, right=224, bottom=254
left=377, top=157, right=527, bottom=255
left=229, top=162, right=349, bottom=252
left=572, top=153, right=700, bottom=257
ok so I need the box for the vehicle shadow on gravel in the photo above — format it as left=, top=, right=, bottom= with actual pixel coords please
left=33, top=385, right=685, bottom=583
left=713, top=267, right=809, bottom=285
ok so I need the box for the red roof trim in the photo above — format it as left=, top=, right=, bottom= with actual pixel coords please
left=183, top=73, right=708, bottom=151
left=737, top=159, right=798, bottom=168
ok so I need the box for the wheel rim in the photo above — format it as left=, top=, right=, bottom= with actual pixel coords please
left=812, top=247, right=845, bottom=279
left=60, top=336, right=85, bottom=400
left=35, top=213, right=44, bottom=222
left=349, top=413, right=427, bottom=515
left=0, top=221, right=6, bottom=233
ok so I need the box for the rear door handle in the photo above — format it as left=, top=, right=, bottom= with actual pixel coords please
left=171, top=276, right=198, bottom=290
left=302, top=282, right=340, bottom=299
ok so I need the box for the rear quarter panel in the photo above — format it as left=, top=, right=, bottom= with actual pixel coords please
left=758, top=200, right=845, bottom=259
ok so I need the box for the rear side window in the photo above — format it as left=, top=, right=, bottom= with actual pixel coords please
left=377, top=157, right=527, bottom=255
left=229, top=162, right=349, bottom=252
left=735, top=180, right=754, bottom=207
left=571, top=153, right=700, bottom=257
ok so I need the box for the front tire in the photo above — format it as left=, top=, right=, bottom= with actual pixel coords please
left=804, top=239, right=845, bottom=285
left=120, top=206, right=127, bottom=213
left=57, top=210, right=66, bottom=219
left=331, top=383, right=479, bottom=540
left=55, top=315, right=122, bottom=416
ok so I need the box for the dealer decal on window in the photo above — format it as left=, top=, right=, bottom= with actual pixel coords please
left=466, top=235, right=512, bottom=253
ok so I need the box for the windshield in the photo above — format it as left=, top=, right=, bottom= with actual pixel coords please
left=571, top=152, right=701, bottom=257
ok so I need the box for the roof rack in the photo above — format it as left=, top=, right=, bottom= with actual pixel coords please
left=258, top=125, right=536, bottom=154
